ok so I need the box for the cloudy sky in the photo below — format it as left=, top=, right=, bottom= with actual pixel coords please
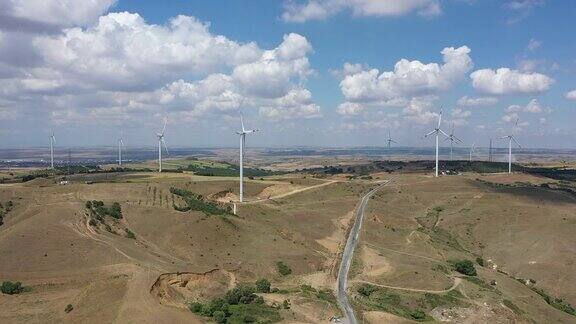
left=0, top=0, right=575, bottom=148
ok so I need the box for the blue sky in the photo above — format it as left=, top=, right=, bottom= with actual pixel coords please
left=0, top=0, right=575, bottom=148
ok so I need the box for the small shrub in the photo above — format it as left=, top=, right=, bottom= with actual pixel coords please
left=189, top=302, right=203, bottom=313
left=276, top=261, right=292, bottom=276
left=255, top=279, right=271, bottom=293
left=410, top=309, right=426, bottom=320
left=64, top=304, right=73, bottom=313
left=282, top=299, right=291, bottom=309
left=124, top=228, right=136, bottom=239
left=476, top=257, right=485, bottom=267
left=1, top=281, right=24, bottom=295
left=357, top=283, right=377, bottom=297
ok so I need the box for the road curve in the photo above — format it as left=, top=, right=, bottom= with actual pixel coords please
left=336, top=180, right=391, bottom=324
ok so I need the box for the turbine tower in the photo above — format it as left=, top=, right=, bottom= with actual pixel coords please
left=445, top=122, right=463, bottom=161
left=469, top=142, right=476, bottom=162
left=424, top=109, right=448, bottom=177
left=501, top=118, right=522, bottom=174
left=236, top=113, right=259, bottom=203
left=49, top=131, right=55, bottom=169
left=118, top=131, right=124, bottom=166
left=386, top=130, right=397, bottom=149
left=156, top=118, right=168, bottom=172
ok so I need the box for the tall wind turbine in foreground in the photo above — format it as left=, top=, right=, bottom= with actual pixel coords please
left=469, top=142, right=476, bottom=162
left=49, top=131, right=55, bottom=169
left=501, top=118, right=522, bottom=174
left=424, top=110, right=448, bottom=177
left=445, top=123, right=463, bottom=161
left=236, top=114, right=259, bottom=203
left=386, top=130, right=397, bottom=149
left=118, top=131, right=124, bottom=166
left=156, top=118, right=168, bottom=172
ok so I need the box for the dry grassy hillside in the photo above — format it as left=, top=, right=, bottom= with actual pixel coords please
left=350, top=172, right=576, bottom=323
left=0, top=171, right=372, bottom=323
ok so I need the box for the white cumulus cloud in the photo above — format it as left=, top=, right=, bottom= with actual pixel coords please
left=457, top=95, right=498, bottom=107
left=340, top=46, right=473, bottom=102
left=565, top=90, right=576, bottom=101
left=282, top=0, right=441, bottom=23
left=470, top=68, right=554, bottom=95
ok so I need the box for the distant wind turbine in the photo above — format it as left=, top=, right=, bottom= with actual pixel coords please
left=118, top=131, right=124, bottom=166
left=445, top=122, right=463, bottom=161
left=501, top=118, right=522, bottom=174
left=386, top=130, right=397, bottom=149
left=156, top=118, right=169, bottom=172
left=236, top=113, right=259, bottom=202
left=469, top=142, right=476, bottom=162
left=424, top=109, right=449, bottom=177
left=50, top=131, right=55, bottom=169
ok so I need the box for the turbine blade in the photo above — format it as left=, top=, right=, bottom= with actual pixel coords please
left=453, top=135, right=464, bottom=143
left=511, top=136, right=522, bottom=148
left=162, top=139, right=169, bottom=155
left=424, top=130, right=436, bottom=137
left=391, top=139, right=398, bottom=144
left=161, top=118, right=167, bottom=135
left=240, top=112, right=246, bottom=133
left=439, top=129, right=449, bottom=137
left=443, top=136, right=451, bottom=142
left=437, top=109, right=443, bottom=129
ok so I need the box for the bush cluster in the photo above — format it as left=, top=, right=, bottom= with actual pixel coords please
left=188, top=281, right=280, bottom=323
left=86, top=200, right=123, bottom=220
left=449, top=259, right=477, bottom=276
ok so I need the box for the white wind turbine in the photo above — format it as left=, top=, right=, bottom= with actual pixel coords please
left=236, top=113, right=259, bottom=203
left=156, top=118, right=169, bottom=172
left=501, top=118, right=522, bottom=174
left=424, top=109, right=449, bottom=177
left=49, top=131, right=55, bottom=169
left=386, top=130, right=397, bottom=149
left=469, top=141, right=476, bottom=162
left=118, top=131, right=124, bottom=166
left=445, top=122, right=463, bottom=161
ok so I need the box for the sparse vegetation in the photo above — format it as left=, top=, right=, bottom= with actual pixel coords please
left=354, top=283, right=435, bottom=321
left=530, top=286, right=576, bottom=316
left=276, top=261, right=292, bottom=276
left=503, top=299, right=523, bottom=315
left=64, top=304, right=74, bottom=313
left=170, top=187, right=232, bottom=216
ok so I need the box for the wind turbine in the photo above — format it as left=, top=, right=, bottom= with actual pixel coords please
left=469, top=142, right=476, bottom=162
left=501, top=118, right=522, bottom=174
left=118, top=131, right=124, bottom=166
left=424, top=109, right=449, bottom=177
left=236, top=113, right=259, bottom=203
left=49, top=131, right=55, bottom=169
left=386, top=130, right=397, bottom=149
left=445, top=122, right=463, bottom=161
left=156, top=118, right=169, bottom=172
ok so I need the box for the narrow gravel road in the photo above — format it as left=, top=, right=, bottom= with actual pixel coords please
left=336, top=180, right=391, bottom=324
